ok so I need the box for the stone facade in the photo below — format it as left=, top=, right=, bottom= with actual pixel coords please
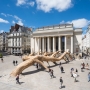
left=31, top=24, right=82, bottom=54
left=0, top=32, right=8, bottom=51
left=82, top=25, right=90, bottom=55
left=8, top=24, right=32, bottom=54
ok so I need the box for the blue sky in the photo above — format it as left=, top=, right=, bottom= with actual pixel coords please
left=0, top=0, right=90, bottom=34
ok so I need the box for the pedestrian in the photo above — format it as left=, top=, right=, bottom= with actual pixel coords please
left=13, top=60, right=15, bottom=66
left=76, top=69, right=78, bottom=76
left=49, top=69, right=52, bottom=78
left=73, top=72, right=78, bottom=82
left=49, top=69, right=54, bottom=78
left=81, top=63, right=84, bottom=72
left=59, top=62, right=61, bottom=68
left=59, top=77, right=63, bottom=89
left=16, top=74, right=20, bottom=84
left=1, top=58, right=3, bottom=63
left=70, top=68, right=74, bottom=77
left=82, top=62, right=85, bottom=69
left=16, top=60, right=18, bottom=65
left=60, top=66, right=64, bottom=73
left=51, top=69, right=55, bottom=78
left=59, top=62, right=61, bottom=66
left=88, top=72, right=90, bottom=82
left=36, top=63, right=39, bottom=70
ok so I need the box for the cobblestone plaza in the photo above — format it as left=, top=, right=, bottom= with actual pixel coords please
left=0, top=55, right=90, bottom=90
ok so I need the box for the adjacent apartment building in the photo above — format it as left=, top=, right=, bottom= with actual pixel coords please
left=82, top=25, right=90, bottom=55
left=8, top=24, right=32, bottom=55
left=0, top=32, right=8, bottom=51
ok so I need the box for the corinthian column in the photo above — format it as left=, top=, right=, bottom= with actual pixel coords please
left=71, top=36, right=73, bottom=53
left=53, top=37, right=56, bottom=52
left=65, top=36, right=67, bottom=52
left=58, top=36, right=61, bottom=51
left=42, top=37, right=44, bottom=52
left=38, top=38, right=40, bottom=52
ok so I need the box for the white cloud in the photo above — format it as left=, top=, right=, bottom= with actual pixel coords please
left=12, top=20, right=15, bottom=24
left=16, top=0, right=35, bottom=7
left=13, top=15, right=23, bottom=25
left=7, top=14, right=13, bottom=17
left=17, top=20, right=23, bottom=26
left=60, top=20, right=65, bottom=24
left=1, top=13, right=7, bottom=17
left=60, top=18, right=90, bottom=28
left=28, top=1, right=35, bottom=7
left=16, top=0, right=27, bottom=6
left=0, top=13, right=24, bottom=25
left=66, top=18, right=90, bottom=28
left=14, top=15, right=22, bottom=21
left=0, top=18, right=9, bottom=23
left=36, top=0, right=73, bottom=12
left=0, top=30, right=4, bottom=33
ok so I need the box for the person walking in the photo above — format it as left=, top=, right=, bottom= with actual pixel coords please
left=59, top=62, right=61, bottom=66
left=76, top=69, right=78, bottom=76
left=70, top=68, right=74, bottom=77
left=1, top=58, right=3, bottom=63
left=49, top=69, right=55, bottom=78
left=13, top=60, right=15, bottom=66
left=81, top=63, right=84, bottom=72
left=60, top=66, right=64, bottom=73
left=82, top=62, right=85, bottom=69
left=51, top=69, right=55, bottom=78
left=36, top=63, right=38, bottom=70
left=88, top=72, right=90, bottom=82
left=15, top=60, right=18, bottom=65
left=59, top=77, right=63, bottom=89
left=16, top=74, right=20, bottom=84
left=73, top=72, right=77, bottom=82
left=49, top=69, right=52, bottom=78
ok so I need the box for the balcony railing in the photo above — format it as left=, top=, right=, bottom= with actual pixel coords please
left=36, top=24, right=73, bottom=31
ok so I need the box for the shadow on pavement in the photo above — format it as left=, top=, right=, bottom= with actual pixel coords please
left=20, top=82, right=25, bottom=85
left=22, top=69, right=44, bottom=75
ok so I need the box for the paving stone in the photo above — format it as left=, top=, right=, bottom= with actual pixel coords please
left=0, top=55, right=90, bottom=90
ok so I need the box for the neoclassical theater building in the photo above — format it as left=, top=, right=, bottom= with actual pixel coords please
left=31, top=24, right=82, bottom=54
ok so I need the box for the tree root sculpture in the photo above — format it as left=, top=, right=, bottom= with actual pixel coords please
left=22, top=51, right=61, bottom=61
left=11, top=51, right=72, bottom=77
left=11, top=58, right=49, bottom=77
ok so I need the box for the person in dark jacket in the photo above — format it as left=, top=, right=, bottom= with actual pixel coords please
left=13, top=60, right=15, bottom=66
left=59, top=77, right=63, bottom=89
left=1, top=58, right=3, bottom=63
left=16, top=74, right=20, bottom=84
left=15, top=60, right=18, bottom=65
left=60, top=66, right=64, bottom=73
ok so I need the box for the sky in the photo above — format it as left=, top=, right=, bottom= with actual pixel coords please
left=0, top=0, right=90, bottom=35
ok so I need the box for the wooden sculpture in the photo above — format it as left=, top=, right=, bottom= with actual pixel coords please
left=11, top=51, right=72, bottom=77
